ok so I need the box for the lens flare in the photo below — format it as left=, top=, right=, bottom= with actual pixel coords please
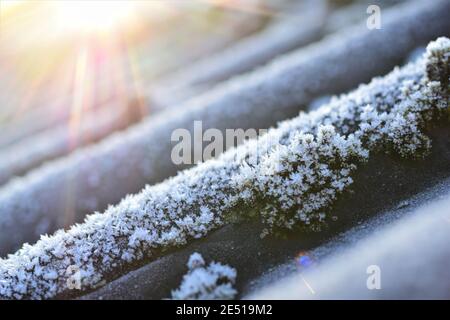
left=54, top=0, right=137, bottom=33
left=295, top=252, right=314, bottom=269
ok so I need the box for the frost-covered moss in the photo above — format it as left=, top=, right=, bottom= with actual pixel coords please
left=1, top=0, right=449, bottom=258
left=171, top=253, right=237, bottom=300
left=0, top=38, right=448, bottom=300
left=238, top=37, right=449, bottom=232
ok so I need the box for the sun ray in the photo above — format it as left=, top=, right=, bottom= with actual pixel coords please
left=69, top=46, right=89, bottom=149
left=125, top=45, right=148, bottom=119
left=53, top=0, right=138, bottom=34
left=201, top=0, right=282, bottom=18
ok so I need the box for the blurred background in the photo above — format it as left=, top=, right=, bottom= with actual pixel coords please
left=0, top=0, right=280, bottom=142
left=0, top=0, right=377, bottom=161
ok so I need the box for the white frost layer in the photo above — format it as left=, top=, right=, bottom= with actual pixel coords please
left=171, top=253, right=237, bottom=300
left=0, top=37, right=447, bottom=299
left=0, top=0, right=448, bottom=257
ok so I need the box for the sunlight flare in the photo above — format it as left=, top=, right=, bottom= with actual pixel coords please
left=54, top=0, right=137, bottom=33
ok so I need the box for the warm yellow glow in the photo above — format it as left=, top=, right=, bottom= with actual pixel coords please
left=1, top=0, right=24, bottom=9
left=0, top=0, right=25, bottom=18
left=54, top=1, right=137, bottom=33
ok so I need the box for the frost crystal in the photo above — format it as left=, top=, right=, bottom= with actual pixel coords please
left=171, top=253, right=237, bottom=300
left=1, top=0, right=448, bottom=257
left=0, top=38, right=448, bottom=299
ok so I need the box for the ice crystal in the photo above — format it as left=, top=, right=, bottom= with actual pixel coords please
left=0, top=38, right=448, bottom=299
left=171, top=253, right=237, bottom=300
left=0, top=0, right=448, bottom=258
